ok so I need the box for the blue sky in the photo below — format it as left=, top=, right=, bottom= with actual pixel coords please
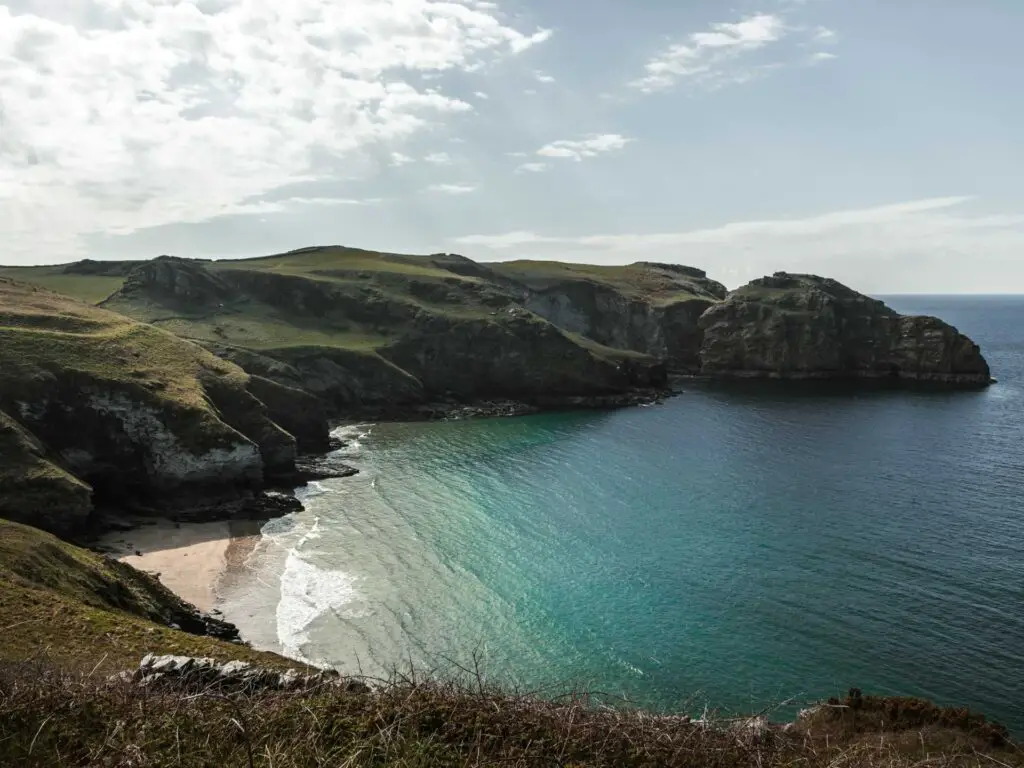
left=1, top=0, right=1021, bottom=292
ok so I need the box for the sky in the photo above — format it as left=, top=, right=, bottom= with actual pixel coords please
left=1, top=0, right=1022, bottom=293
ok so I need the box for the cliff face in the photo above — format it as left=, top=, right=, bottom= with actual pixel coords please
left=698, top=273, right=991, bottom=384
left=0, top=279, right=321, bottom=536
left=499, top=262, right=727, bottom=372
left=99, top=254, right=669, bottom=416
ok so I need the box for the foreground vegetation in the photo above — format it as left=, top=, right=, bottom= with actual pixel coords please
left=0, top=520, right=302, bottom=674
left=0, top=664, right=1016, bottom=767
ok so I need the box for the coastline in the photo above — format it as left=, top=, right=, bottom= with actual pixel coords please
left=98, top=518, right=265, bottom=614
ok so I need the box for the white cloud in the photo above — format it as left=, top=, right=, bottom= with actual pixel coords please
left=473, top=91, right=490, bottom=99
left=536, top=134, right=633, bottom=161
left=631, top=12, right=835, bottom=93
left=452, top=197, right=1024, bottom=292
left=514, top=162, right=548, bottom=174
left=390, top=152, right=415, bottom=167
left=283, top=197, right=385, bottom=206
left=424, top=152, right=453, bottom=165
left=809, top=51, right=837, bottom=63
left=534, top=71, right=555, bottom=83
left=0, top=0, right=551, bottom=262
left=428, top=183, right=477, bottom=194
left=632, top=13, right=786, bottom=93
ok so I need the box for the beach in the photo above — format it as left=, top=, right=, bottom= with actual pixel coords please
left=99, top=519, right=264, bottom=613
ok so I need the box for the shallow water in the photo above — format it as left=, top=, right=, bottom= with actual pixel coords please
left=220, top=296, right=1024, bottom=731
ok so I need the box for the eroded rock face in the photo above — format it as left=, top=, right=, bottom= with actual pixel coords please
left=512, top=263, right=727, bottom=372
left=0, top=278, right=306, bottom=534
left=115, top=255, right=233, bottom=308
left=698, top=273, right=991, bottom=384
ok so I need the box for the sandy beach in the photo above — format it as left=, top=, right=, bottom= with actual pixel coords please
left=99, top=519, right=264, bottom=613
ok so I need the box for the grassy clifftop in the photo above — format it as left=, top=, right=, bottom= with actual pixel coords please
left=0, top=278, right=310, bottom=536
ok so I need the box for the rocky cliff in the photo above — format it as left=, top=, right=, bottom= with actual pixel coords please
left=494, top=261, right=728, bottom=372
left=97, top=253, right=669, bottom=416
left=0, top=278, right=326, bottom=537
left=699, top=273, right=991, bottom=384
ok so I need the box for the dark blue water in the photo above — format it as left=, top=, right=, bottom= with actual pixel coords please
left=225, top=296, right=1024, bottom=731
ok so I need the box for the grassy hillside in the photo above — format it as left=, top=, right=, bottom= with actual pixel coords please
left=492, top=259, right=726, bottom=305
left=0, top=277, right=307, bottom=536
left=0, top=277, right=247, bottom=414
left=0, top=265, right=125, bottom=304
left=0, top=519, right=296, bottom=674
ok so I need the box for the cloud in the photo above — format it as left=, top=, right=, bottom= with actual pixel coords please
left=390, top=152, right=415, bottom=167
left=536, top=134, right=632, bottom=161
left=428, top=183, right=477, bottom=194
left=473, top=91, right=490, bottom=99
left=632, top=13, right=785, bottom=93
left=0, top=0, right=551, bottom=262
left=451, top=197, right=1024, bottom=292
left=282, top=197, right=385, bottom=207
left=424, top=152, right=453, bottom=165
left=514, top=162, right=548, bottom=174
left=534, top=71, right=555, bottom=83
left=631, top=12, right=836, bottom=93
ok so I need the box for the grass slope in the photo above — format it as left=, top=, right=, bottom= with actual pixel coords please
left=0, top=520, right=296, bottom=674
left=0, top=278, right=248, bottom=415
left=492, top=259, right=722, bottom=305
left=0, top=265, right=125, bottom=304
left=0, top=249, right=717, bottom=359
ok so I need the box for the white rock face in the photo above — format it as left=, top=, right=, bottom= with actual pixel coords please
left=47, top=389, right=263, bottom=488
left=96, top=390, right=262, bottom=485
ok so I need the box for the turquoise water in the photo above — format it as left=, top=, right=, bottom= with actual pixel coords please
left=222, top=296, right=1024, bottom=731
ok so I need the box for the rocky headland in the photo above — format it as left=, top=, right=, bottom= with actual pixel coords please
left=0, top=251, right=992, bottom=541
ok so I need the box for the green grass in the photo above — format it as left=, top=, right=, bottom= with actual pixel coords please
left=0, top=278, right=248, bottom=412
left=214, top=245, right=475, bottom=282
left=493, top=259, right=715, bottom=304
left=0, top=520, right=300, bottom=675
left=0, top=266, right=123, bottom=304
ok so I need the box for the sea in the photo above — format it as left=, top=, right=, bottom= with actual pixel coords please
left=218, top=296, right=1024, bottom=733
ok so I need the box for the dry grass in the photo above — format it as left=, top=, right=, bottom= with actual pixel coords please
left=0, top=663, right=1017, bottom=768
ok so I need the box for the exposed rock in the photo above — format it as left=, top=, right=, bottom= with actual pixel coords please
left=245, top=375, right=331, bottom=453
left=114, top=255, right=233, bottom=308
left=0, top=279, right=308, bottom=536
left=0, top=410, right=93, bottom=537
left=698, top=273, right=991, bottom=385
left=125, top=654, right=372, bottom=695
left=502, top=261, right=726, bottom=372
left=293, top=454, right=359, bottom=482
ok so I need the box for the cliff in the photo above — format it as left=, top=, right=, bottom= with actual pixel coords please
left=699, top=273, right=991, bottom=384
left=492, top=260, right=728, bottom=372
left=90, top=251, right=670, bottom=415
left=0, top=279, right=326, bottom=537
left=0, top=252, right=993, bottom=439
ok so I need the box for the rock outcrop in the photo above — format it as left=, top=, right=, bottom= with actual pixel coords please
left=121, top=654, right=372, bottom=694
left=0, top=278, right=321, bottom=536
left=698, top=273, right=991, bottom=384
left=500, top=261, right=727, bottom=372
